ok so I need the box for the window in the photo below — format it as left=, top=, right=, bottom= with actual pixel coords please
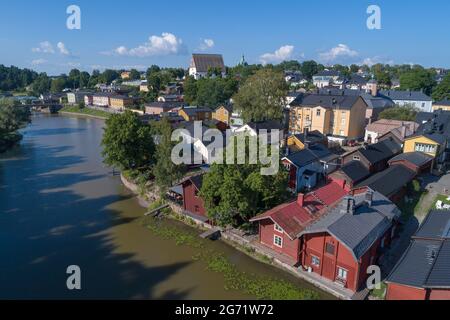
left=339, top=130, right=345, bottom=136
left=341, top=118, right=346, bottom=125
left=274, top=235, right=283, bottom=248
left=325, top=243, right=335, bottom=255
left=353, top=155, right=361, bottom=161
left=316, top=109, right=321, bottom=116
left=274, top=224, right=283, bottom=233
left=194, top=205, right=200, bottom=212
left=311, top=255, right=320, bottom=267
left=337, top=267, right=348, bottom=280
left=415, top=143, right=436, bottom=154
left=194, top=189, right=199, bottom=197
left=306, top=115, right=310, bottom=121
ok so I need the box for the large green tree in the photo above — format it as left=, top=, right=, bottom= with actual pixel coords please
left=432, top=74, right=450, bottom=101
left=101, top=111, right=155, bottom=171
left=232, top=69, right=288, bottom=122
left=151, top=118, right=186, bottom=193
left=200, top=137, right=288, bottom=227
left=400, top=68, right=436, bottom=95
left=379, top=105, right=418, bottom=121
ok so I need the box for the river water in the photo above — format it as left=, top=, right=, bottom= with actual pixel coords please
left=0, top=114, right=332, bottom=299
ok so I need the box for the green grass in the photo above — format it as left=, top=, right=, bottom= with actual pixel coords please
left=60, top=105, right=111, bottom=119
left=142, top=215, right=321, bottom=300
left=398, top=189, right=428, bottom=221
left=370, top=282, right=387, bottom=300
left=431, top=194, right=450, bottom=210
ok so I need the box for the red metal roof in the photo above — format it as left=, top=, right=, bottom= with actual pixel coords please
left=251, top=181, right=349, bottom=239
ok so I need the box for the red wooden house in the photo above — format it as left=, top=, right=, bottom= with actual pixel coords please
left=250, top=183, right=401, bottom=292
left=181, top=174, right=209, bottom=222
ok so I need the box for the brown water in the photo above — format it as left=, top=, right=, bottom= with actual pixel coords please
left=0, top=114, right=333, bottom=299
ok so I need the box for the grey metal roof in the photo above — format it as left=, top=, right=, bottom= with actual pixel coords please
left=314, top=70, right=341, bottom=77
left=424, top=240, right=450, bottom=288
left=410, top=110, right=450, bottom=143
left=356, top=164, right=416, bottom=197
left=247, top=120, right=284, bottom=131
left=284, top=144, right=333, bottom=168
left=387, top=239, right=443, bottom=288
left=191, top=54, right=226, bottom=73
left=356, top=139, right=402, bottom=165
left=317, top=88, right=394, bottom=109
left=340, top=160, right=371, bottom=183
left=387, top=210, right=450, bottom=289
left=388, top=152, right=434, bottom=167
left=299, top=190, right=400, bottom=260
left=434, top=99, right=450, bottom=106
left=290, top=93, right=362, bottom=110
left=414, top=210, right=450, bottom=239
left=379, top=90, right=432, bottom=102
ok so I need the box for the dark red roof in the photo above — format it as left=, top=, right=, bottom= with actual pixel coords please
left=250, top=181, right=349, bottom=239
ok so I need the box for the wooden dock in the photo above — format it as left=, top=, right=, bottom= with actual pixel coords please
left=144, top=204, right=169, bottom=217
left=200, top=228, right=221, bottom=240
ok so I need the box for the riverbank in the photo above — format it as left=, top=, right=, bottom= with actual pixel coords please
left=120, top=173, right=344, bottom=300
left=0, top=132, right=22, bottom=153
left=59, top=106, right=110, bottom=119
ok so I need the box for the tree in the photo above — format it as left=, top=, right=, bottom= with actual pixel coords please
left=51, top=76, right=68, bottom=93
left=129, top=69, right=141, bottom=80
left=146, top=65, right=161, bottom=79
left=183, top=76, right=198, bottom=105
left=195, top=77, right=238, bottom=108
left=432, top=74, right=450, bottom=101
left=400, top=68, right=436, bottom=95
left=31, top=73, right=51, bottom=94
left=100, top=69, right=120, bottom=84
left=300, top=60, right=322, bottom=80
left=233, top=69, right=288, bottom=122
left=0, top=98, right=31, bottom=150
left=68, top=69, right=81, bottom=88
left=378, top=105, right=419, bottom=121
left=152, top=118, right=186, bottom=193
left=374, top=70, right=391, bottom=87
left=101, top=111, right=155, bottom=171
left=200, top=145, right=288, bottom=227
left=79, top=71, right=90, bottom=88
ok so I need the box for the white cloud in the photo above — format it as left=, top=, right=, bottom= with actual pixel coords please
left=361, top=56, right=394, bottom=66
left=107, top=32, right=186, bottom=57
left=319, top=44, right=358, bottom=63
left=32, top=41, right=55, bottom=54
left=31, top=59, right=47, bottom=66
left=198, top=38, right=215, bottom=51
left=259, top=45, right=294, bottom=65
left=57, top=42, right=70, bottom=55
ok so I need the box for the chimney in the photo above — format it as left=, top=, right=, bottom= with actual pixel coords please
left=371, top=82, right=378, bottom=97
left=365, top=190, right=374, bottom=207
left=400, top=125, right=407, bottom=138
left=341, top=196, right=355, bottom=214
left=297, top=193, right=305, bottom=207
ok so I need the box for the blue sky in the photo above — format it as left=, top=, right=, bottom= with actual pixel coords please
left=0, top=0, right=449, bottom=75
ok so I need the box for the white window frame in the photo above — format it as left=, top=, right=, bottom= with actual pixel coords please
left=337, top=267, right=348, bottom=280
left=311, top=255, right=320, bottom=267
left=274, top=223, right=283, bottom=233
left=273, top=235, right=283, bottom=248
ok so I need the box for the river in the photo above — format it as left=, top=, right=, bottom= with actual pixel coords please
left=0, top=113, right=333, bottom=299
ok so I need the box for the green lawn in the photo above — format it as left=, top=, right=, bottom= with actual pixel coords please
left=431, top=194, right=450, bottom=210
left=60, top=105, right=111, bottom=119
left=370, top=282, right=387, bottom=300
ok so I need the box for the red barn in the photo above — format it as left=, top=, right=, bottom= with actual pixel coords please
left=251, top=185, right=401, bottom=292
left=181, top=174, right=209, bottom=222
left=386, top=210, right=450, bottom=300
